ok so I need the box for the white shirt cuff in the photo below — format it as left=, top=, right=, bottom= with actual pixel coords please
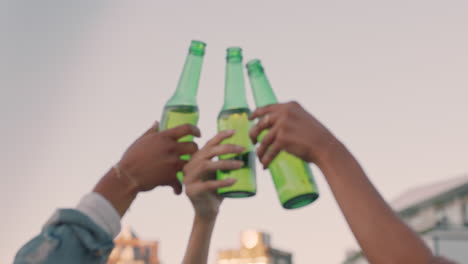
left=76, top=192, right=121, bottom=238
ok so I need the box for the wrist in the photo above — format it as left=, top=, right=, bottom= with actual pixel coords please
left=313, top=136, right=346, bottom=169
left=194, top=211, right=218, bottom=224
left=93, top=167, right=139, bottom=217
left=113, top=164, right=141, bottom=194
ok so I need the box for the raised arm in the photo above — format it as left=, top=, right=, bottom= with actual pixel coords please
left=182, top=130, right=244, bottom=264
left=249, top=102, right=453, bottom=264
left=14, top=122, right=200, bottom=264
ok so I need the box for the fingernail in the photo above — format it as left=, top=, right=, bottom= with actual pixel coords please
left=222, top=130, right=235, bottom=136
left=228, top=178, right=237, bottom=183
left=235, top=160, right=244, bottom=166
left=235, top=146, right=245, bottom=151
left=231, top=160, right=243, bottom=166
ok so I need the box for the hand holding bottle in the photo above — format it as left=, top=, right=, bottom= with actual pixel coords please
left=246, top=60, right=319, bottom=209
left=93, top=122, right=201, bottom=217
left=117, top=122, right=201, bottom=194
left=249, top=101, right=337, bottom=168
left=181, top=131, right=245, bottom=264
left=183, top=130, right=245, bottom=219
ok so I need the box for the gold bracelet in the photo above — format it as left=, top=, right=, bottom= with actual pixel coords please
left=113, top=164, right=140, bottom=191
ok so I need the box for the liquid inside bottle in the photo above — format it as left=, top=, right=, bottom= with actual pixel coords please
left=217, top=108, right=256, bottom=197
left=161, top=105, right=199, bottom=182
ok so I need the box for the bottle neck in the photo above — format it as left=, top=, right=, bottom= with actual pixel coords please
left=166, top=53, right=204, bottom=106
left=222, top=60, right=249, bottom=110
left=247, top=71, right=278, bottom=107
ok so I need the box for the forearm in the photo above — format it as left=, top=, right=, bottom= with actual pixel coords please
left=93, top=167, right=139, bottom=217
left=316, top=140, right=432, bottom=264
left=182, top=215, right=217, bottom=264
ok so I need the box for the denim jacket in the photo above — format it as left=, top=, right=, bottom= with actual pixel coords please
left=14, top=193, right=120, bottom=264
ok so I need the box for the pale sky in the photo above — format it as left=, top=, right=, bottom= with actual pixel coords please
left=1, top=1, right=468, bottom=263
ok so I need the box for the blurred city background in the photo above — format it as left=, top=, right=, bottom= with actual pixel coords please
left=108, top=175, right=468, bottom=263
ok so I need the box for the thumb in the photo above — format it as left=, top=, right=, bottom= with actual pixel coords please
left=143, top=121, right=159, bottom=136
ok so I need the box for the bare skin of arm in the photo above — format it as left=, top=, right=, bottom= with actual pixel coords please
left=249, top=102, right=454, bottom=264
left=182, top=130, right=244, bottom=264
left=94, top=122, right=201, bottom=217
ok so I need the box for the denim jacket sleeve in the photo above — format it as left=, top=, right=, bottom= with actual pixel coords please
left=14, top=209, right=115, bottom=264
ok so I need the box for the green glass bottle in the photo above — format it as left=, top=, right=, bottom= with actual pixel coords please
left=160, top=40, right=206, bottom=182
left=217, top=47, right=256, bottom=198
left=246, top=59, right=319, bottom=209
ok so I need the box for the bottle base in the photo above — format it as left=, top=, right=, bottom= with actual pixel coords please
left=282, top=193, right=319, bottom=209
left=219, top=191, right=256, bottom=198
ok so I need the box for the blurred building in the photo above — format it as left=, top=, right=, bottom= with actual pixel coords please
left=343, top=174, right=468, bottom=264
left=217, top=230, right=293, bottom=264
left=107, top=226, right=160, bottom=264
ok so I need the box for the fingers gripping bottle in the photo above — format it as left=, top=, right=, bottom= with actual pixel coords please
left=246, top=59, right=319, bottom=209
left=160, top=40, right=206, bottom=182
left=217, top=47, right=256, bottom=198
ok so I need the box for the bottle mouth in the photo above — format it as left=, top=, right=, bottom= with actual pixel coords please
left=246, top=59, right=264, bottom=75
left=189, top=40, right=206, bottom=56
left=226, top=47, right=243, bottom=62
